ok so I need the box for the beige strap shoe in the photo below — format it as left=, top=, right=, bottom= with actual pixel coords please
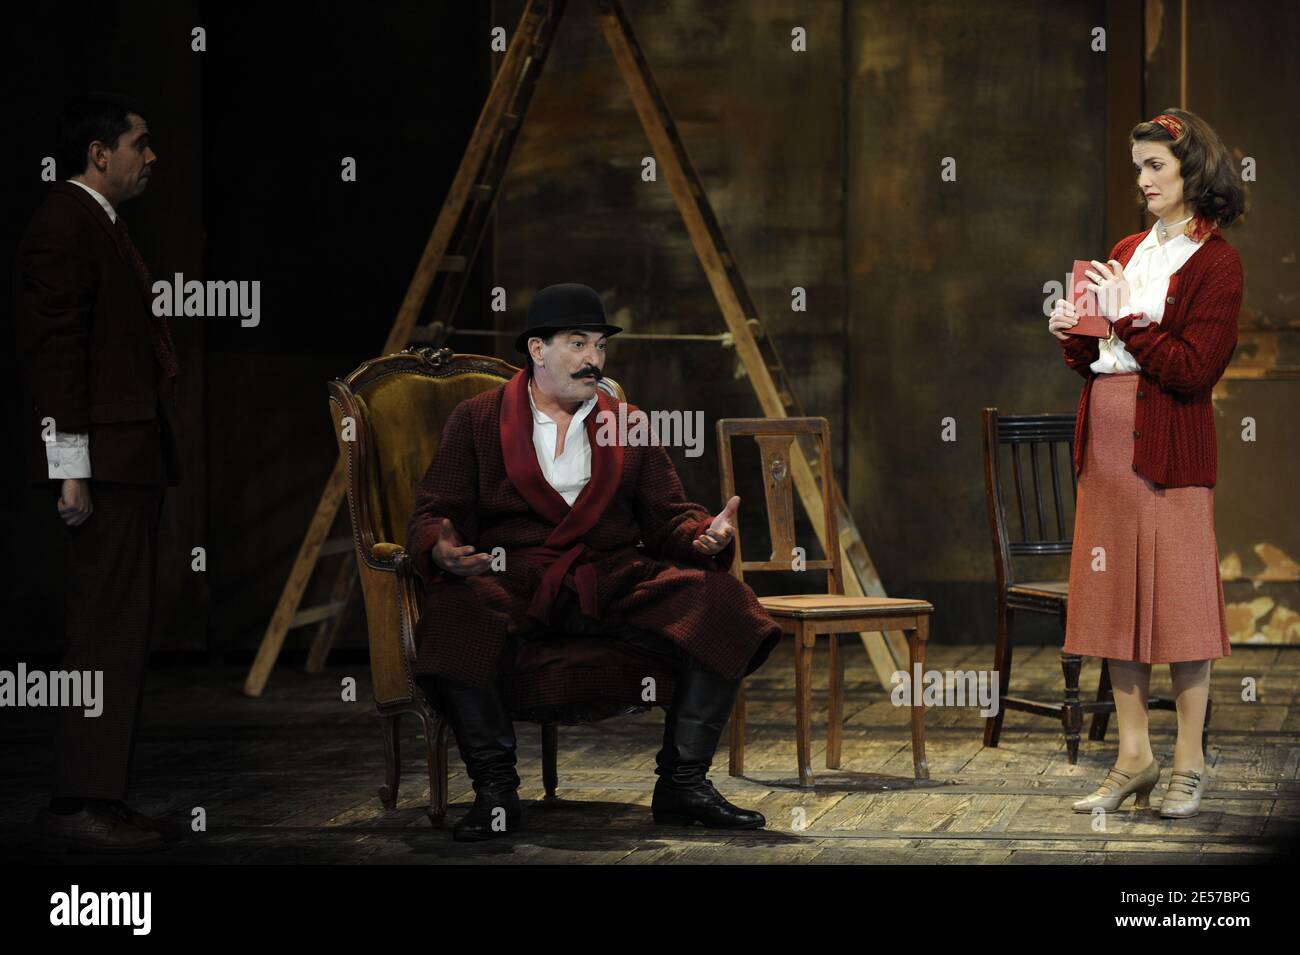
left=1159, top=768, right=1207, bottom=818
left=1071, top=759, right=1160, bottom=813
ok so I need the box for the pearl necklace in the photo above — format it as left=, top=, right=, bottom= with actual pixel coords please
left=1157, top=213, right=1192, bottom=242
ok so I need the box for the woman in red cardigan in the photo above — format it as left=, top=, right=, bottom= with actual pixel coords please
left=1047, top=108, right=1245, bottom=819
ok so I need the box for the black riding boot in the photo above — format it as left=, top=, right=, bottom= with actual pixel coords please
left=435, top=677, right=522, bottom=841
left=651, top=663, right=765, bottom=829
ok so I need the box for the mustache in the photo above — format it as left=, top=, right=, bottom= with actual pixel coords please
left=572, top=366, right=603, bottom=380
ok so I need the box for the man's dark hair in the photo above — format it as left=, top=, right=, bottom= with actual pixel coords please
left=57, top=92, right=148, bottom=178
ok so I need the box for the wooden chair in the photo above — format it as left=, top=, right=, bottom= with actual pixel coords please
left=717, top=417, right=934, bottom=787
left=329, top=346, right=680, bottom=824
left=980, top=408, right=1205, bottom=763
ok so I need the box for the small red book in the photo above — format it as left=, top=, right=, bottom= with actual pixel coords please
left=1067, top=259, right=1112, bottom=337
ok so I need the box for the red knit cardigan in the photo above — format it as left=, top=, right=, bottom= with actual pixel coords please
left=1059, top=229, right=1244, bottom=488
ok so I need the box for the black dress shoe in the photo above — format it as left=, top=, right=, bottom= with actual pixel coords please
left=34, top=801, right=164, bottom=853
left=651, top=663, right=766, bottom=830
left=453, top=790, right=523, bottom=842
left=103, top=801, right=175, bottom=840
left=651, top=777, right=765, bottom=829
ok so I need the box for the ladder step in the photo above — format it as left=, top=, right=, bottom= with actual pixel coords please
left=502, top=112, right=521, bottom=130
left=290, top=601, right=348, bottom=629
left=437, top=255, right=468, bottom=272
left=319, top=536, right=354, bottom=556
left=470, top=183, right=494, bottom=202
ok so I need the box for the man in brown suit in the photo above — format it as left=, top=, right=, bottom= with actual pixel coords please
left=18, top=92, right=179, bottom=851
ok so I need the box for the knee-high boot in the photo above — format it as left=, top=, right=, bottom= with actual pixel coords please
left=435, top=676, right=522, bottom=841
left=651, top=664, right=765, bottom=829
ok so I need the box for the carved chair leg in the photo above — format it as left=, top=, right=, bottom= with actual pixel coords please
left=909, top=616, right=931, bottom=780
left=378, top=712, right=401, bottom=810
left=794, top=622, right=814, bottom=787
left=542, top=722, right=559, bottom=798
left=728, top=679, right=747, bottom=777
left=826, top=633, right=844, bottom=770
left=1060, top=652, right=1084, bottom=765
left=984, top=605, right=1014, bottom=748
left=1089, top=658, right=1113, bottom=741
left=415, top=711, right=448, bottom=825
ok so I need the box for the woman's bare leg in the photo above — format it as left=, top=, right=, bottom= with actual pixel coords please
left=1107, top=659, right=1154, bottom=771
left=1169, top=659, right=1211, bottom=774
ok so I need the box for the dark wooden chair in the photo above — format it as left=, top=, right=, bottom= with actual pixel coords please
left=717, top=416, right=934, bottom=787
left=980, top=408, right=1205, bottom=763
left=329, top=347, right=680, bottom=825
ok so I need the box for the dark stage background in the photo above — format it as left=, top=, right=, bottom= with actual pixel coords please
left=5, top=0, right=1297, bottom=664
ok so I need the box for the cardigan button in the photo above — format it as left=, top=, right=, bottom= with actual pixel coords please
left=1132, top=463, right=1138, bottom=471
left=1137, top=390, right=1145, bottom=398
left=1166, top=296, right=1176, bottom=304
left=1133, top=429, right=1141, bottom=439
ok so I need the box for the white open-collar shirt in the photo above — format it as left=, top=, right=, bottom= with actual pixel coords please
left=1090, top=224, right=1205, bottom=375
left=528, top=377, right=598, bottom=506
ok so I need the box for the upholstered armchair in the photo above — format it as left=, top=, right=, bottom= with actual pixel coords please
left=328, top=347, right=678, bottom=825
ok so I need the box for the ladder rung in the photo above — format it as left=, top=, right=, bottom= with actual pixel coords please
left=319, top=536, right=354, bottom=557
left=437, top=255, right=468, bottom=272
left=470, top=184, right=494, bottom=201
left=290, top=601, right=348, bottom=629
left=502, top=112, right=521, bottom=130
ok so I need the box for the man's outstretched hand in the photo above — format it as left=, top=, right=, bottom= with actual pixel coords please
left=431, top=517, right=493, bottom=576
left=693, top=495, right=739, bottom=557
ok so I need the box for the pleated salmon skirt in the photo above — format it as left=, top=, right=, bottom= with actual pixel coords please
left=1063, top=372, right=1231, bottom=664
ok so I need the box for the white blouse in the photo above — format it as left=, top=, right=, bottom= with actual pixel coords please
left=528, top=378, right=597, bottom=505
left=1090, top=224, right=1205, bottom=374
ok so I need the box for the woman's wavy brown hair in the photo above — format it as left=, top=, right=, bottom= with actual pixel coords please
left=1130, top=107, right=1247, bottom=240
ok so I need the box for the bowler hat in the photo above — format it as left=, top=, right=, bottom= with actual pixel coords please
left=515, top=283, right=623, bottom=354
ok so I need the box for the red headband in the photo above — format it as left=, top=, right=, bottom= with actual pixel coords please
left=1150, top=113, right=1185, bottom=140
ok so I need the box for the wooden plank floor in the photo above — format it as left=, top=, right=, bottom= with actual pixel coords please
left=3, top=640, right=1297, bottom=863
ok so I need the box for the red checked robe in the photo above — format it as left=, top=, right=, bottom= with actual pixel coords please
left=406, top=369, right=782, bottom=701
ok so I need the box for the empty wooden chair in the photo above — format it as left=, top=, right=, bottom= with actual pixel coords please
left=717, top=416, right=934, bottom=787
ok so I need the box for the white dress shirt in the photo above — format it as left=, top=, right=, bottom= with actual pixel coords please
left=528, top=379, right=598, bottom=505
left=1090, top=224, right=1205, bottom=374
left=45, top=179, right=118, bottom=479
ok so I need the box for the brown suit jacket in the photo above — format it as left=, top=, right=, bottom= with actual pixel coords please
left=17, top=181, right=180, bottom=487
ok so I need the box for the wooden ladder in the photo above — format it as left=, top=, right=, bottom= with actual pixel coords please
left=243, top=0, right=909, bottom=697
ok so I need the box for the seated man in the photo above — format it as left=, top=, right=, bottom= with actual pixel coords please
left=407, top=282, right=782, bottom=841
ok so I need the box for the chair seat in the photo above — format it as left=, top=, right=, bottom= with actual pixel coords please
left=1007, top=580, right=1068, bottom=606
left=758, top=594, right=933, bottom=619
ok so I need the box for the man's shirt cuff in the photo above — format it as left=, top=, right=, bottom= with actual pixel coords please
left=47, top=431, right=91, bottom=479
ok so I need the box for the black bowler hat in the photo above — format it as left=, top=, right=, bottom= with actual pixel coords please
left=514, top=283, right=623, bottom=354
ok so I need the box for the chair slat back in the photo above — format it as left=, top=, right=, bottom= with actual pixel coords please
left=982, top=408, right=1077, bottom=589
left=716, top=417, right=840, bottom=596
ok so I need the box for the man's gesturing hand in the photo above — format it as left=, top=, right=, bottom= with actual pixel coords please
left=693, top=495, right=739, bottom=557
left=431, top=517, right=493, bottom=576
